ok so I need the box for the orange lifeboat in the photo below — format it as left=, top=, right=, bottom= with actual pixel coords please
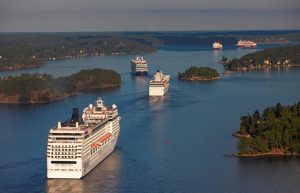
left=90, top=133, right=112, bottom=148
left=100, top=133, right=112, bottom=143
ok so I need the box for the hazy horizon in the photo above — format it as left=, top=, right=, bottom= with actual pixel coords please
left=1, top=0, right=300, bottom=32
left=1, top=29, right=300, bottom=33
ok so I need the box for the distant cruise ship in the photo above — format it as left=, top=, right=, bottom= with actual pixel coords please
left=131, top=56, right=148, bottom=75
left=237, top=40, right=257, bottom=48
left=47, top=98, right=121, bottom=179
left=213, top=42, right=223, bottom=50
left=149, top=70, right=170, bottom=96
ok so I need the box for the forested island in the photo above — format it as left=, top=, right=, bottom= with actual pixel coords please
left=0, top=68, right=121, bottom=104
left=222, top=45, right=300, bottom=71
left=0, top=33, right=157, bottom=71
left=234, top=102, right=300, bottom=157
left=1, top=31, right=300, bottom=71
left=178, top=67, right=220, bottom=81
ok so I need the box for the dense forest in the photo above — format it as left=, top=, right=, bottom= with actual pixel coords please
left=236, top=102, right=300, bottom=156
left=178, top=67, right=219, bottom=80
left=223, top=45, right=300, bottom=71
left=67, top=68, right=121, bottom=90
left=0, top=33, right=157, bottom=71
left=1, top=31, right=300, bottom=71
left=141, top=30, right=300, bottom=45
left=0, top=68, right=121, bottom=103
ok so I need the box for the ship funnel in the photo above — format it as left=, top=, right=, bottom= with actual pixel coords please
left=71, top=108, right=80, bottom=123
left=58, top=122, right=61, bottom=128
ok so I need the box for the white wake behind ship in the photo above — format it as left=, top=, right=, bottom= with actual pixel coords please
left=149, top=70, right=170, bottom=96
left=131, top=56, right=148, bottom=75
left=47, top=98, right=121, bottom=179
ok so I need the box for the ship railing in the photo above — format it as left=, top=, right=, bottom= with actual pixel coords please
left=48, top=140, right=83, bottom=144
left=108, top=112, right=118, bottom=119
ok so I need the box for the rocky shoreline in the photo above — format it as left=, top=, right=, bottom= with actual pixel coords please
left=224, top=64, right=300, bottom=72
left=235, top=152, right=300, bottom=158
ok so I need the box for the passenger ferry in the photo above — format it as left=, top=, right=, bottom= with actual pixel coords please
left=149, top=70, right=170, bottom=96
left=131, top=56, right=148, bottom=75
left=213, top=42, right=223, bottom=50
left=237, top=40, right=257, bottom=48
left=47, top=98, right=121, bottom=179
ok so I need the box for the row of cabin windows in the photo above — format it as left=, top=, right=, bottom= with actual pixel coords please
left=50, top=169, right=81, bottom=172
left=51, top=133, right=82, bottom=136
left=52, top=148, right=77, bottom=152
left=50, top=155, right=79, bottom=159
left=51, top=152, right=77, bottom=155
left=51, top=145, right=78, bottom=148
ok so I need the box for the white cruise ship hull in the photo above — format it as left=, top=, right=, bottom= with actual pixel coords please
left=81, top=131, right=119, bottom=178
left=149, top=85, right=168, bottom=96
left=47, top=131, right=119, bottom=179
left=131, top=66, right=148, bottom=76
left=47, top=99, right=121, bottom=179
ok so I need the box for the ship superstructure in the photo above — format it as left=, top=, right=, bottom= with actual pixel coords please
left=213, top=42, right=223, bottom=50
left=237, top=40, right=257, bottom=48
left=131, top=56, right=148, bottom=75
left=149, top=70, right=170, bottom=96
left=47, top=98, right=120, bottom=179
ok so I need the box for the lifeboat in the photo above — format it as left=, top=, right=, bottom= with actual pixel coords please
left=100, top=133, right=112, bottom=143
left=90, top=133, right=112, bottom=148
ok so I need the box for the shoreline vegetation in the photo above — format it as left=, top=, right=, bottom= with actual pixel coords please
left=234, top=102, right=300, bottom=157
left=235, top=151, right=300, bottom=158
left=178, top=67, right=220, bottom=81
left=0, top=33, right=158, bottom=71
left=1, top=31, right=300, bottom=71
left=0, top=68, right=121, bottom=104
left=221, top=45, right=300, bottom=71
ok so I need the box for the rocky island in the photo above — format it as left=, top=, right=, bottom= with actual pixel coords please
left=178, top=67, right=220, bottom=81
left=234, top=102, right=300, bottom=157
left=0, top=68, right=121, bottom=104
left=223, top=45, right=300, bottom=71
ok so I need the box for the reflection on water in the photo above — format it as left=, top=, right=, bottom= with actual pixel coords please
left=47, top=179, right=83, bottom=193
left=47, top=150, right=121, bottom=193
left=212, top=49, right=222, bottom=57
left=236, top=157, right=300, bottom=193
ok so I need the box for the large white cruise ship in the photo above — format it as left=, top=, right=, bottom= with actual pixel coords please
left=237, top=40, right=257, bottom=48
left=47, top=98, right=121, bottom=179
left=213, top=42, right=223, bottom=50
left=149, top=70, right=170, bottom=96
left=131, top=56, right=148, bottom=75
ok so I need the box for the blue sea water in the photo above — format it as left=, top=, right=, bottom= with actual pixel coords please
left=0, top=44, right=300, bottom=193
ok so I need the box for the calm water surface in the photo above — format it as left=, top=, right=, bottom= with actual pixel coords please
left=0, top=45, right=300, bottom=193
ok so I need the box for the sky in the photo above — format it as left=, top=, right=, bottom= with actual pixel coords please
left=1, top=0, right=300, bottom=32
